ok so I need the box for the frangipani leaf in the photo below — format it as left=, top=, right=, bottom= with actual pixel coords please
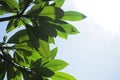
left=39, top=6, right=64, bottom=20
left=0, top=0, right=19, bottom=12
left=61, top=11, right=86, bottom=21
left=6, top=19, right=23, bottom=33
left=38, top=39, right=51, bottom=59
left=50, top=47, right=58, bottom=59
left=0, top=6, right=10, bottom=15
left=44, top=59, right=68, bottom=71
left=51, top=72, right=76, bottom=80
left=7, top=29, right=29, bottom=43
left=54, top=0, right=65, bottom=7
left=0, top=62, right=6, bottom=80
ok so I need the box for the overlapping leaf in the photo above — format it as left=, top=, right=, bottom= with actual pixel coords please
left=39, top=6, right=64, bottom=20
left=44, top=59, right=68, bottom=71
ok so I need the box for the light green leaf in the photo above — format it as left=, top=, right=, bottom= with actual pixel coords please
left=44, top=59, right=68, bottom=71
left=51, top=72, right=76, bottom=80
left=61, top=11, right=86, bottom=21
left=38, top=39, right=51, bottom=59
left=57, top=30, right=68, bottom=39
left=54, top=0, right=65, bottom=7
left=50, top=47, right=58, bottom=59
left=39, top=6, right=64, bottom=20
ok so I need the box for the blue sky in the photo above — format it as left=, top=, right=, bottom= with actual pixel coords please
left=55, top=0, right=120, bottom=80
left=0, top=0, right=120, bottom=80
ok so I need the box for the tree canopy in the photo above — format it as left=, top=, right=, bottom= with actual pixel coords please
left=0, top=0, right=86, bottom=80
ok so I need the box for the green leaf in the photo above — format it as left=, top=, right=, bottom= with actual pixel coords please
left=52, top=20, right=80, bottom=35
left=14, top=51, right=29, bottom=67
left=0, top=0, right=19, bottom=12
left=38, top=39, right=51, bottom=59
left=7, top=65, right=22, bottom=80
left=57, top=30, right=68, bottom=39
left=39, top=67, right=54, bottom=77
left=50, top=47, right=58, bottom=59
left=7, top=29, right=29, bottom=43
left=44, top=59, right=68, bottom=71
left=0, top=6, right=10, bottom=15
left=6, top=19, right=23, bottom=33
left=39, top=6, right=64, bottom=20
left=0, top=62, right=6, bottom=80
left=14, top=42, right=33, bottom=52
left=54, top=0, right=65, bottom=7
left=18, top=0, right=25, bottom=10
left=61, top=11, right=86, bottom=21
left=30, top=58, right=42, bottom=69
left=27, top=3, right=43, bottom=14
left=51, top=72, right=76, bottom=80
left=48, top=37, right=55, bottom=44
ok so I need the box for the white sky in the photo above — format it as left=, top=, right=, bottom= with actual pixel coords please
left=56, top=0, right=120, bottom=80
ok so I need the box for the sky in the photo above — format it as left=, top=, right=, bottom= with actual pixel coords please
left=0, top=0, right=120, bottom=80
left=54, top=0, right=120, bottom=80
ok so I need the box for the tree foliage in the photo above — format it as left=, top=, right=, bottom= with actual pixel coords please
left=0, top=0, right=86, bottom=80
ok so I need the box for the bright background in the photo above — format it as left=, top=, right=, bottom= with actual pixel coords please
left=0, top=0, right=120, bottom=80
left=55, top=0, right=120, bottom=80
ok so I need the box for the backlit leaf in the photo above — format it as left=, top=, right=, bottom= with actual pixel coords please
left=51, top=72, right=76, bottom=80
left=44, top=59, right=68, bottom=71
left=39, top=6, right=64, bottom=20
left=38, top=39, right=50, bottom=59
left=61, top=11, right=86, bottom=21
left=50, top=47, right=58, bottom=59
left=54, top=0, right=65, bottom=7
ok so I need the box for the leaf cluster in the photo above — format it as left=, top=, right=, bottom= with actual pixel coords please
left=0, top=0, right=86, bottom=80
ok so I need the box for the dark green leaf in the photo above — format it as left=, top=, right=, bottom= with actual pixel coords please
left=1, top=0, right=19, bottom=12
left=18, top=0, right=25, bottom=10
left=6, top=19, right=23, bottom=33
left=14, top=42, right=33, bottom=52
left=50, top=47, right=58, bottom=59
left=51, top=72, right=76, bottom=80
left=0, top=6, right=10, bottom=15
left=7, top=65, right=22, bottom=80
left=61, top=11, right=86, bottom=21
left=54, top=0, right=65, bottom=7
left=30, top=58, right=42, bottom=69
left=39, top=67, right=54, bottom=77
left=44, top=59, right=68, bottom=71
left=0, top=62, right=6, bottom=80
left=7, top=29, right=29, bottom=43
left=39, top=6, right=64, bottom=20
left=27, top=3, right=43, bottom=14
left=52, top=20, right=79, bottom=35
left=32, top=66, right=54, bottom=77
left=14, top=51, right=29, bottom=67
